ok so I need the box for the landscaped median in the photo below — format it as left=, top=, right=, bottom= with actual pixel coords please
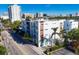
left=44, top=45, right=64, bottom=55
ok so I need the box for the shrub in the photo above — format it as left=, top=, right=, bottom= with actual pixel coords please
left=0, top=45, right=6, bottom=55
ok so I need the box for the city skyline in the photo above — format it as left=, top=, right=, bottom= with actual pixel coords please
left=1, top=4, right=79, bottom=15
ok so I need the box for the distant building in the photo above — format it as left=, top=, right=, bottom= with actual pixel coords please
left=75, top=12, right=78, bottom=16
left=8, top=4, right=21, bottom=22
left=35, top=13, right=44, bottom=18
left=0, top=12, right=9, bottom=20
left=22, top=13, right=34, bottom=19
left=0, top=15, right=9, bottom=20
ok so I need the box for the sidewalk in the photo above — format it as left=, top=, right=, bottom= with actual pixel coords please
left=28, top=45, right=45, bottom=55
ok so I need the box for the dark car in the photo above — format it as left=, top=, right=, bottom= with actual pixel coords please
left=65, top=42, right=75, bottom=52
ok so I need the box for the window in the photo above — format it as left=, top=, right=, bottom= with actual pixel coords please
left=45, top=23, right=47, bottom=25
left=52, top=23, right=56, bottom=24
left=45, top=29, right=48, bottom=30
left=40, top=21, right=44, bottom=23
left=41, top=23, right=43, bottom=25
left=67, top=24, right=69, bottom=27
left=40, top=30, right=43, bottom=31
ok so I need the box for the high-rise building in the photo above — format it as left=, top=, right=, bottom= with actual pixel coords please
left=8, top=4, right=21, bottom=22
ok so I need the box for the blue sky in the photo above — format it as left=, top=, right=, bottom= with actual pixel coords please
left=1, top=4, right=79, bottom=15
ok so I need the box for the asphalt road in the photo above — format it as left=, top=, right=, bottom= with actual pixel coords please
left=9, top=31, right=43, bottom=55
left=52, top=48, right=76, bottom=55
left=1, top=31, right=25, bottom=55
left=1, top=30, right=43, bottom=55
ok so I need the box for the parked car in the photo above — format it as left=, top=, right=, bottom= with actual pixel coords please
left=66, top=42, right=75, bottom=52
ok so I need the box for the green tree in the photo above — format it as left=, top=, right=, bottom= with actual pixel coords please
left=23, top=33, right=32, bottom=41
left=1, top=20, right=11, bottom=27
left=26, top=16, right=32, bottom=20
left=11, top=20, right=21, bottom=31
left=67, top=29, right=79, bottom=41
left=66, top=29, right=79, bottom=54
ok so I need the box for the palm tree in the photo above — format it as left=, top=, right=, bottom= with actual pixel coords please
left=44, top=27, right=63, bottom=54
left=44, top=27, right=61, bottom=55
left=49, top=27, right=61, bottom=47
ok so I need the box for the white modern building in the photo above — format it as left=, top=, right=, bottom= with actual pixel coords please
left=8, top=4, right=21, bottom=22
left=21, top=17, right=79, bottom=47
left=21, top=18, right=64, bottom=47
left=64, top=20, right=78, bottom=32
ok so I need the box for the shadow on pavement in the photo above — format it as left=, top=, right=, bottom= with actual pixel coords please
left=7, top=29, right=36, bottom=46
